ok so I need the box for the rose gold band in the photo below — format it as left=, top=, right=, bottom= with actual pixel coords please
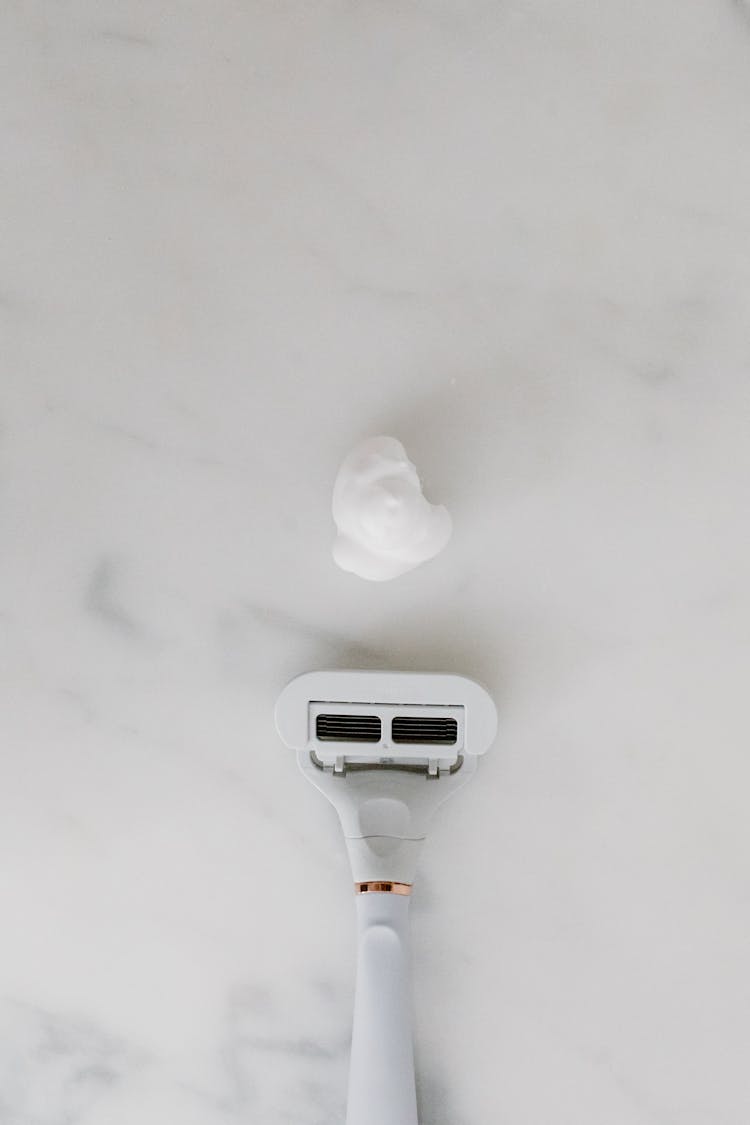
left=354, top=881, right=412, bottom=896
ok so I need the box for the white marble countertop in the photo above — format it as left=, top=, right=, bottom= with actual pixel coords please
left=2, top=2, right=750, bottom=1122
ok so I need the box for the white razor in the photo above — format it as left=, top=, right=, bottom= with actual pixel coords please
left=275, top=669, right=497, bottom=1125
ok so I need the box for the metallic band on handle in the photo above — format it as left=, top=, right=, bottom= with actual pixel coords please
left=355, top=881, right=412, bottom=896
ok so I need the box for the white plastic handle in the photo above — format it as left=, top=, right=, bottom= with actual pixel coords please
left=346, top=892, right=418, bottom=1125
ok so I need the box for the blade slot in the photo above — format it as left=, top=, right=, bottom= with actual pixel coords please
left=391, top=716, right=458, bottom=745
left=316, top=713, right=382, bottom=743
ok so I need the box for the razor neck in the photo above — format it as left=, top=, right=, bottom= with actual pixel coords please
left=298, top=750, right=477, bottom=885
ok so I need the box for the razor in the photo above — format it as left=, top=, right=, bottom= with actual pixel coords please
left=275, top=669, right=497, bottom=1125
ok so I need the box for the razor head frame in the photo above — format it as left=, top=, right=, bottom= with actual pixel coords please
left=276, top=669, right=496, bottom=772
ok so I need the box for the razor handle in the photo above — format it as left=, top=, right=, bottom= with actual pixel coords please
left=346, top=888, right=418, bottom=1125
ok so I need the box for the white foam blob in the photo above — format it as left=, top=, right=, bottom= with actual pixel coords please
left=332, top=436, right=452, bottom=581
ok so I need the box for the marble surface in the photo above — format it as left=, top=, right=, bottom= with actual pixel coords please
left=2, top=2, right=750, bottom=1122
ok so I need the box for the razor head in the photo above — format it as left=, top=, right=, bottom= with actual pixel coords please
left=276, top=670, right=497, bottom=884
left=275, top=670, right=497, bottom=776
